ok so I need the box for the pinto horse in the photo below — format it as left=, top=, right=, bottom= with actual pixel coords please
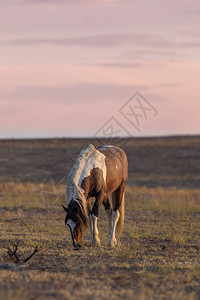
left=62, top=144, right=128, bottom=249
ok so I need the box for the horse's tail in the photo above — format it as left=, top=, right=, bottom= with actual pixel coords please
left=116, top=192, right=125, bottom=238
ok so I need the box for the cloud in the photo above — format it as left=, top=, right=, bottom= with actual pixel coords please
left=0, top=0, right=130, bottom=5
left=0, top=33, right=175, bottom=49
left=0, top=81, right=179, bottom=105
left=121, top=49, right=182, bottom=61
left=96, top=62, right=146, bottom=68
left=180, top=42, right=200, bottom=48
left=3, top=32, right=199, bottom=50
left=0, top=83, right=150, bottom=102
left=91, top=61, right=165, bottom=69
left=0, top=0, right=86, bottom=4
left=175, top=30, right=200, bottom=37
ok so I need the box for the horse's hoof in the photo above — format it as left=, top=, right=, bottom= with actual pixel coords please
left=88, top=238, right=101, bottom=247
left=107, top=238, right=117, bottom=248
left=94, top=239, right=101, bottom=247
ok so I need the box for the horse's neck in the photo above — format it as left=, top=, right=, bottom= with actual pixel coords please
left=70, top=183, right=87, bottom=210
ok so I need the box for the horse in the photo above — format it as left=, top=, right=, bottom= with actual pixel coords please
left=62, top=144, right=128, bottom=249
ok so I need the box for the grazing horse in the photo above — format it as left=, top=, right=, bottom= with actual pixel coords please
left=62, top=144, right=128, bottom=249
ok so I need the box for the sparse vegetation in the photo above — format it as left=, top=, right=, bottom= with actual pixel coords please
left=0, top=136, right=200, bottom=188
left=0, top=182, right=199, bottom=300
left=0, top=137, right=200, bottom=299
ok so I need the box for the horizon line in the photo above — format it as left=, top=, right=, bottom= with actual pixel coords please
left=0, top=134, right=199, bottom=141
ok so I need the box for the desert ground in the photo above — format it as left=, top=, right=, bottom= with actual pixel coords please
left=0, top=136, right=200, bottom=299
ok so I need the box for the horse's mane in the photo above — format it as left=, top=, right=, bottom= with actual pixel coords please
left=66, top=144, right=100, bottom=222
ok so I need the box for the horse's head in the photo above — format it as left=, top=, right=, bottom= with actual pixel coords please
left=62, top=201, right=88, bottom=250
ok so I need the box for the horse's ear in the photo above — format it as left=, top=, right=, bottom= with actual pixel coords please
left=62, top=204, right=68, bottom=213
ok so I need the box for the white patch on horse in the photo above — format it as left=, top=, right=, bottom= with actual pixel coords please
left=100, top=145, right=121, bottom=150
left=67, top=219, right=78, bottom=245
left=100, top=145, right=113, bottom=148
left=66, top=144, right=107, bottom=211
left=91, top=214, right=100, bottom=245
left=66, top=219, right=76, bottom=232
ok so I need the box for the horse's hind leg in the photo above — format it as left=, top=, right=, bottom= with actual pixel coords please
left=108, top=183, right=125, bottom=247
left=103, top=195, right=112, bottom=235
left=107, top=191, right=119, bottom=247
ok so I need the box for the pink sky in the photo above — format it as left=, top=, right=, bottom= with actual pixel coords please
left=0, top=0, right=200, bottom=138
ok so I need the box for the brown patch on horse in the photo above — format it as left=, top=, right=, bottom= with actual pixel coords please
left=81, top=167, right=105, bottom=198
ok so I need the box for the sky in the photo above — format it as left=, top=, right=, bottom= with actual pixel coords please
left=0, top=0, right=200, bottom=139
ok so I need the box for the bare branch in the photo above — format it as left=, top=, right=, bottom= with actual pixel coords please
left=23, top=246, right=38, bottom=263
left=7, top=242, right=20, bottom=263
left=7, top=242, right=38, bottom=264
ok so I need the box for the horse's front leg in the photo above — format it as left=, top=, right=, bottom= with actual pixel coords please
left=89, top=214, right=93, bottom=245
left=90, top=214, right=101, bottom=246
left=87, top=198, right=94, bottom=247
left=89, top=190, right=105, bottom=247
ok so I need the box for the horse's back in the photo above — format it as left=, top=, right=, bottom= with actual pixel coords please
left=98, top=145, right=128, bottom=193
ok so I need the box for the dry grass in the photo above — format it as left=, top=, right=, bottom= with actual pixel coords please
left=1, top=136, right=200, bottom=188
left=0, top=183, right=200, bottom=300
